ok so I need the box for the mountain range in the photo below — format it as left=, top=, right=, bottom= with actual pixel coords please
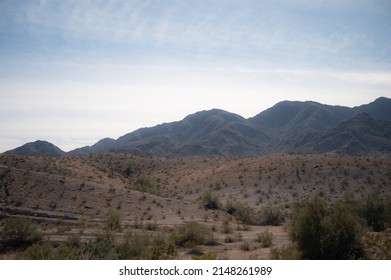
left=5, top=97, right=391, bottom=157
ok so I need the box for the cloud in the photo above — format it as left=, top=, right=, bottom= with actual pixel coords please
left=1, top=0, right=388, bottom=74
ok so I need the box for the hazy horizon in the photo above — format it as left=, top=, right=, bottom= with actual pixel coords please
left=1, top=0, right=391, bottom=152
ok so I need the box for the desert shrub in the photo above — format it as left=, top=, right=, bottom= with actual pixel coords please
left=105, top=210, right=121, bottom=231
left=116, top=231, right=176, bottom=260
left=201, top=191, right=220, bottom=210
left=224, top=201, right=255, bottom=225
left=270, top=245, right=302, bottom=260
left=224, top=236, right=236, bottom=243
left=192, top=252, right=216, bottom=260
left=55, top=244, right=78, bottom=259
left=321, top=203, right=365, bottom=259
left=79, top=232, right=116, bottom=260
left=224, top=201, right=276, bottom=226
left=20, top=243, right=76, bottom=260
left=290, top=197, right=365, bottom=259
left=234, top=203, right=254, bottom=225
left=149, top=242, right=177, bottom=260
left=290, top=197, right=327, bottom=259
left=124, top=163, right=134, bottom=177
left=116, top=232, right=150, bottom=260
left=360, top=194, right=388, bottom=232
left=240, top=241, right=251, bottom=251
left=133, top=176, right=160, bottom=195
left=224, top=200, right=237, bottom=215
left=172, top=222, right=214, bottom=247
left=66, top=234, right=81, bottom=248
left=146, top=221, right=158, bottom=231
left=0, top=216, right=41, bottom=252
left=19, top=243, right=55, bottom=260
left=260, top=206, right=284, bottom=226
left=257, top=229, right=273, bottom=248
left=221, top=218, right=233, bottom=234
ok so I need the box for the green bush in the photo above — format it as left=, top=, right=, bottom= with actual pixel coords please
left=79, top=232, right=116, bottom=260
left=260, top=206, right=284, bottom=226
left=19, top=243, right=55, bottom=259
left=149, top=242, right=177, bottom=260
left=257, top=229, right=273, bottom=248
left=201, top=191, right=220, bottom=210
left=172, top=221, right=214, bottom=247
left=290, top=197, right=365, bottom=259
left=360, top=194, right=387, bottom=232
left=270, top=245, right=302, bottom=260
left=133, top=176, right=160, bottom=195
left=20, top=243, right=77, bottom=260
left=0, top=216, right=41, bottom=252
left=224, top=201, right=255, bottom=225
left=116, top=232, right=150, bottom=260
left=192, top=252, right=216, bottom=260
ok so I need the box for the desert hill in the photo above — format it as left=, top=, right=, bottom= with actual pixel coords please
left=1, top=152, right=390, bottom=259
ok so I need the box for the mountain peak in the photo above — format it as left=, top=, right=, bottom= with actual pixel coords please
left=5, top=140, right=65, bottom=157
left=183, top=108, right=245, bottom=126
left=356, top=97, right=391, bottom=121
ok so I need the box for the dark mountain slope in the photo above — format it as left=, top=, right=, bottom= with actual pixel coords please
left=355, top=97, right=391, bottom=121
left=248, top=101, right=353, bottom=152
left=5, top=140, right=65, bottom=157
left=113, top=109, right=270, bottom=157
left=249, top=101, right=352, bottom=130
left=310, top=113, right=391, bottom=154
left=67, top=138, right=116, bottom=156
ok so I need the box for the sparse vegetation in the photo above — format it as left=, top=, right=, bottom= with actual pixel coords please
left=1, top=153, right=391, bottom=260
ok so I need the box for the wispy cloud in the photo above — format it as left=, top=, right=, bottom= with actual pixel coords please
left=4, top=0, right=388, bottom=68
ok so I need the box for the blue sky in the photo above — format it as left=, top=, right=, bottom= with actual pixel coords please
left=1, top=0, right=391, bottom=152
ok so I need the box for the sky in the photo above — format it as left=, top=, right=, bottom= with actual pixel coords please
left=1, top=0, right=391, bottom=152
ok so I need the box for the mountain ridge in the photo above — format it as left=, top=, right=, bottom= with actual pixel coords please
left=5, top=97, right=391, bottom=157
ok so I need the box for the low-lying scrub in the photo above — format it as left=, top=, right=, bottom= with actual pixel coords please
left=171, top=221, right=215, bottom=247
left=0, top=216, right=41, bottom=252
